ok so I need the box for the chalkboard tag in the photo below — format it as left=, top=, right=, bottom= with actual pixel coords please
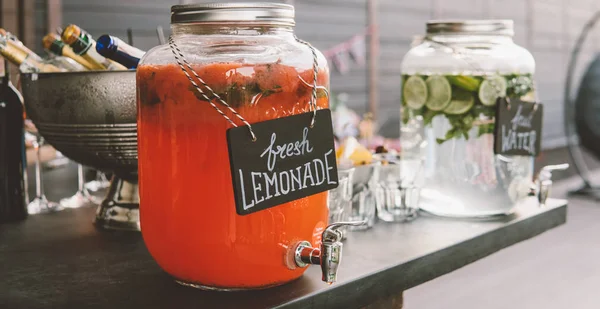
left=494, top=98, right=543, bottom=156
left=227, top=109, right=339, bottom=216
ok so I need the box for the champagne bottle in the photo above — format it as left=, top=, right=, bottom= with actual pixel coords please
left=0, top=28, right=41, bottom=61
left=46, top=55, right=86, bottom=71
left=0, top=59, right=27, bottom=223
left=42, top=33, right=90, bottom=71
left=0, top=30, right=77, bottom=72
left=61, top=25, right=126, bottom=71
left=0, top=35, right=62, bottom=73
left=96, top=35, right=145, bottom=69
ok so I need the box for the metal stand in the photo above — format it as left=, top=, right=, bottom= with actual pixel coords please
left=94, top=173, right=140, bottom=231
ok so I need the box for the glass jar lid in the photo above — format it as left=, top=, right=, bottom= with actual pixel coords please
left=426, top=20, right=514, bottom=36
left=171, top=2, right=295, bottom=26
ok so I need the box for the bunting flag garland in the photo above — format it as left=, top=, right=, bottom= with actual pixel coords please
left=348, top=35, right=367, bottom=66
left=332, top=50, right=351, bottom=74
left=323, top=26, right=373, bottom=75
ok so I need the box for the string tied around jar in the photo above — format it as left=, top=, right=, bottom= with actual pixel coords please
left=167, top=34, right=323, bottom=142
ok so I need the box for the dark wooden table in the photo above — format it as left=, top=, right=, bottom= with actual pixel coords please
left=0, top=163, right=568, bottom=309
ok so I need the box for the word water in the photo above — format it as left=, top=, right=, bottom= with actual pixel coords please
left=494, top=98, right=543, bottom=156
left=227, top=109, right=339, bottom=216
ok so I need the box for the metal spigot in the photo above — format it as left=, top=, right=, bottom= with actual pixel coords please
left=290, top=221, right=366, bottom=284
left=531, top=164, right=569, bottom=206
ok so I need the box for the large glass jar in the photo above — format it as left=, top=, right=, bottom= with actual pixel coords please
left=400, top=20, right=537, bottom=217
left=137, top=3, right=329, bottom=290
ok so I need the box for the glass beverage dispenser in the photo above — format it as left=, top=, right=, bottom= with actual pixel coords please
left=137, top=3, right=361, bottom=290
left=401, top=20, right=565, bottom=217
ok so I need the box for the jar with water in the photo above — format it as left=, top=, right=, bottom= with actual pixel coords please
left=400, top=20, right=539, bottom=217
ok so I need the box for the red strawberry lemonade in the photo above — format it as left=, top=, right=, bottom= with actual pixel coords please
left=137, top=62, right=330, bottom=289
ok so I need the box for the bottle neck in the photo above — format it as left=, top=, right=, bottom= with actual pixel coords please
left=171, top=23, right=295, bottom=39
left=0, top=43, right=28, bottom=66
left=68, top=33, right=94, bottom=55
left=48, top=40, right=66, bottom=56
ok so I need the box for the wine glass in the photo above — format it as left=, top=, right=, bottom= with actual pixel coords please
left=84, top=170, right=111, bottom=192
left=24, top=121, right=63, bottom=214
left=60, top=163, right=101, bottom=208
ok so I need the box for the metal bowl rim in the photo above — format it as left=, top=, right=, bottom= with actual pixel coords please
left=20, top=69, right=136, bottom=79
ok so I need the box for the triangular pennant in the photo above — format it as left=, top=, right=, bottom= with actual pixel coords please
left=332, top=51, right=351, bottom=74
left=348, top=36, right=366, bottom=66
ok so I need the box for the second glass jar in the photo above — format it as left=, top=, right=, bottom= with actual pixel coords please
left=401, top=20, right=537, bottom=217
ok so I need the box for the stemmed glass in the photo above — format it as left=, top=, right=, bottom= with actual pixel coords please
left=60, top=163, right=101, bottom=208
left=24, top=120, right=63, bottom=214
left=84, top=170, right=111, bottom=192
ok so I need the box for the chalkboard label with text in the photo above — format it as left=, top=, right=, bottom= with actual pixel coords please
left=494, top=98, right=543, bottom=156
left=227, top=109, right=339, bottom=216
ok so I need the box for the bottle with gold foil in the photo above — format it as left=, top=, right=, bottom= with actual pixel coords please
left=0, top=28, right=41, bottom=61
left=0, top=30, right=78, bottom=71
left=61, top=25, right=126, bottom=70
left=43, top=33, right=91, bottom=71
left=0, top=35, right=62, bottom=73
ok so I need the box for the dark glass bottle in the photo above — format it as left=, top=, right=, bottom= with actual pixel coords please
left=96, top=35, right=145, bottom=69
left=0, top=59, right=27, bottom=223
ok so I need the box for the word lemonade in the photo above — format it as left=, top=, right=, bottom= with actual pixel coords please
left=237, top=127, right=337, bottom=211
left=402, top=73, right=535, bottom=144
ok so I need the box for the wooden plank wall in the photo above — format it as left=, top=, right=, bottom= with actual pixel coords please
left=0, top=0, right=35, bottom=83
left=59, top=0, right=370, bottom=113
left=30, top=0, right=600, bottom=150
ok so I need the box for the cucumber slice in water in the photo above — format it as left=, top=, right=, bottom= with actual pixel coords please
left=403, top=76, right=428, bottom=109
left=444, top=87, right=475, bottom=115
left=447, top=75, right=481, bottom=92
left=424, top=75, right=452, bottom=111
left=478, top=75, right=507, bottom=106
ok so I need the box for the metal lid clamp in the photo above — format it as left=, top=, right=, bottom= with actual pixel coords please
left=170, top=2, right=295, bottom=26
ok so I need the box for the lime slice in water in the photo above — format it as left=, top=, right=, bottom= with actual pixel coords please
left=478, top=75, right=507, bottom=106
left=424, top=75, right=452, bottom=111
left=447, top=75, right=481, bottom=92
left=444, top=87, right=475, bottom=115
left=403, top=75, right=428, bottom=109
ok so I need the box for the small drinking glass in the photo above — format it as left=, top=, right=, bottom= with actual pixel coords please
left=347, top=163, right=380, bottom=230
left=327, top=168, right=354, bottom=238
left=373, top=158, right=423, bottom=222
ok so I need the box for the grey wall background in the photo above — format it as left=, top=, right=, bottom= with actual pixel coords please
left=37, top=0, right=600, bottom=150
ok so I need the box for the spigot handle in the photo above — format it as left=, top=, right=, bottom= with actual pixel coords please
left=289, top=220, right=368, bottom=284
left=542, top=163, right=570, bottom=171
left=536, top=163, right=569, bottom=206
left=541, top=163, right=569, bottom=174
left=537, top=164, right=569, bottom=182
left=319, top=220, right=367, bottom=284
left=322, top=220, right=367, bottom=243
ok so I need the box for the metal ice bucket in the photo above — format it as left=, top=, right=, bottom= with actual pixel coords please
left=21, top=71, right=140, bottom=231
